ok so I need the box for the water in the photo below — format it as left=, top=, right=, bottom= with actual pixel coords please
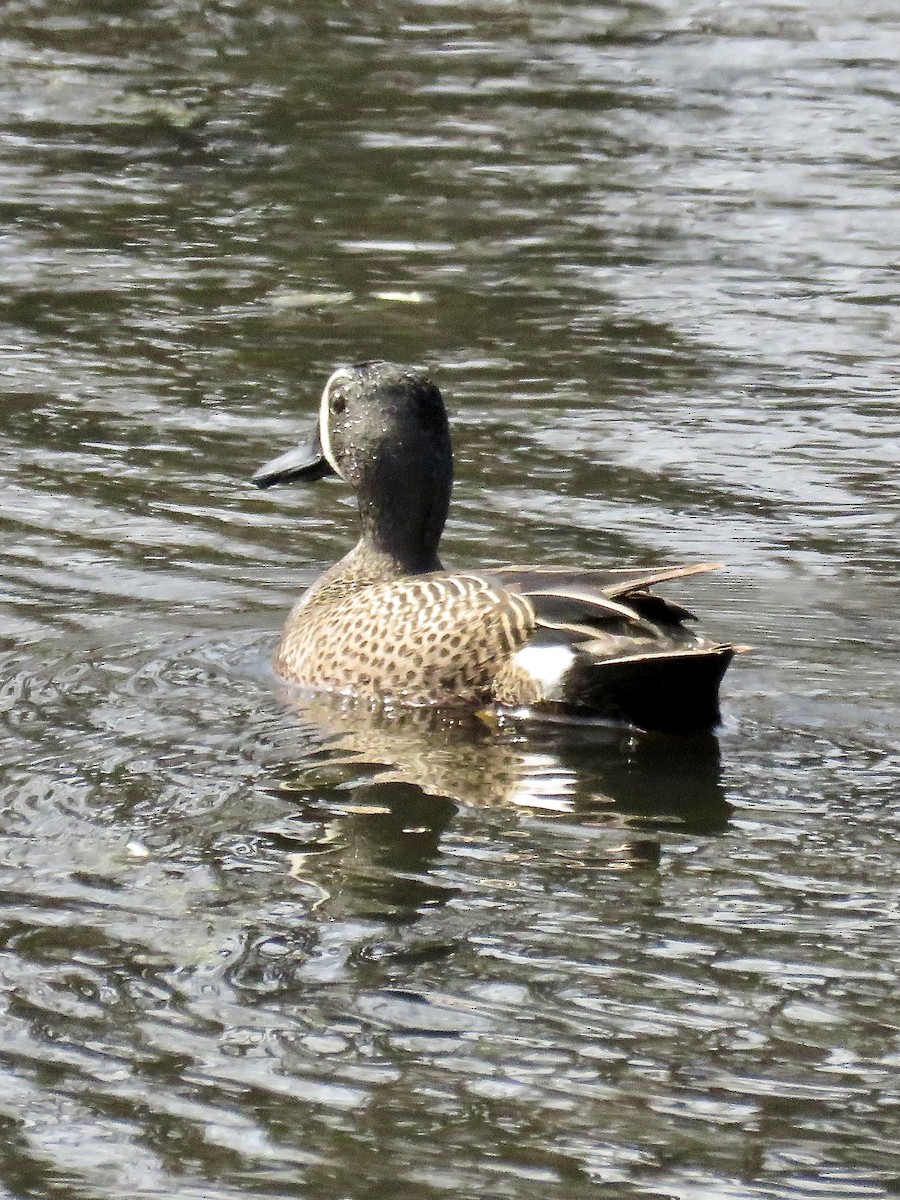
left=1, top=1, right=899, bottom=1196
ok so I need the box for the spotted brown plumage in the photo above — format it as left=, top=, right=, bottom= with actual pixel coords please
left=252, top=362, right=739, bottom=733
left=277, top=569, right=536, bottom=705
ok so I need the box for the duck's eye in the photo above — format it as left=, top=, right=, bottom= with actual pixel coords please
left=330, top=393, right=346, bottom=415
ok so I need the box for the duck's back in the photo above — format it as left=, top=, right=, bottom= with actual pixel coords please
left=276, top=568, right=536, bottom=705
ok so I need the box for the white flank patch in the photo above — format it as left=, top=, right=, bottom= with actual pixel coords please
left=513, top=644, right=576, bottom=702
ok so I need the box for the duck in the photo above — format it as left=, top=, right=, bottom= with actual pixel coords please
left=252, top=361, right=737, bottom=733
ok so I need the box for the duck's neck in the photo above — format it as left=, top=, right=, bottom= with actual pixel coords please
left=356, top=465, right=450, bottom=577
left=348, top=536, right=443, bottom=585
left=301, top=536, right=440, bottom=612
left=357, top=518, right=444, bottom=578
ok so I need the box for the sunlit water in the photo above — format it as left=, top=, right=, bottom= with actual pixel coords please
left=0, top=2, right=898, bottom=1197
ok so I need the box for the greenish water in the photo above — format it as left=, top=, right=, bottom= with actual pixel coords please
left=0, top=2, right=898, bottom=1197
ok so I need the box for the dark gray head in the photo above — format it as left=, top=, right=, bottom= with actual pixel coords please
left=253, top=361, right=453, bottom=572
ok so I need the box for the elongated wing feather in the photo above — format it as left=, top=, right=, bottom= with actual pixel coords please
left=521, top=587, right=662, bottom=636
left=493, top=561, right=723, bottom=598
left=482, top=562, right=722, bottom=645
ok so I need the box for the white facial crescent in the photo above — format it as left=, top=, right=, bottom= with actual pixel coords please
left=319, top=367, right=354, bottom=478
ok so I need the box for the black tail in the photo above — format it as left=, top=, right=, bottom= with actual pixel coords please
left=562, top=645, right=734, bottom=734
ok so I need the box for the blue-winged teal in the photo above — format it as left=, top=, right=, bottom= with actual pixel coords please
left=253, top=361, right=737, bottom=733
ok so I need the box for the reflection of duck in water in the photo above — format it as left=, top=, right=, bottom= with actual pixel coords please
left=253, top=362, right=739, bottom=734
left=278, top=693, right=731, bottom=835
left=258, top=696, right=731, bottom=923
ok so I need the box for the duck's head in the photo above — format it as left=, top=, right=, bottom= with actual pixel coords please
left=253, top=362, right=453, bottom=570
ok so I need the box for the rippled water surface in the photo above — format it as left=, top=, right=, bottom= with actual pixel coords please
left=1, top=1, right=899, bottom=1197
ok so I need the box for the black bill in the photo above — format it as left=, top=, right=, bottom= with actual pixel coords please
left=251, top=424, right=336, bottom=488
